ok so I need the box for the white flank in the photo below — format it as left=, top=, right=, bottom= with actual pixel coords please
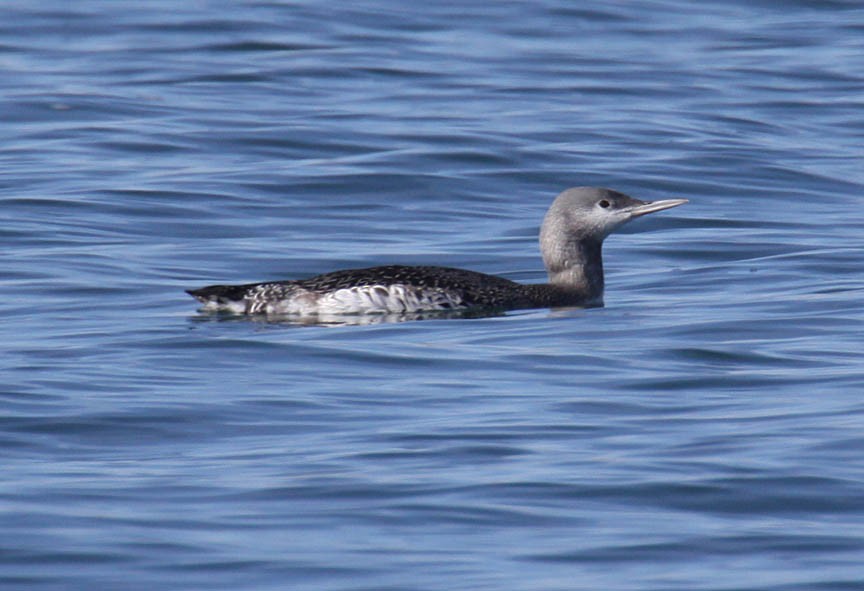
left=199, top=284, right=466, bottom=316
left=200, top=298, right=247, bottom=314
left=315, top=284, right=464, bottom=315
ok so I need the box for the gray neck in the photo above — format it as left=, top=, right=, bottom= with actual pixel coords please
left=542, top=237, right=605, bottom=301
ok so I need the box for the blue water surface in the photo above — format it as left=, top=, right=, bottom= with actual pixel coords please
left=2, top=1, right=863, bottom=590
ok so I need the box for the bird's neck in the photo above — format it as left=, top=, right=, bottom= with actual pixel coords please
left=543, top=238, right=605, bottom=300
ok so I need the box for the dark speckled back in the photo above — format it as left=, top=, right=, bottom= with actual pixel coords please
left=293, top=265, right=528, bottom=308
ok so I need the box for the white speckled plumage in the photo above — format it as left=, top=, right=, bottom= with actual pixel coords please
left=187, top=187, right=687, bottom=317
left=234, top=284, right=465, bottom=315
left=317, top=284, right=464, bottom=315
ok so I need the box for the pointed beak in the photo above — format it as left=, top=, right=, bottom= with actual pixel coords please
left=628, top=198, right=688, bottom=218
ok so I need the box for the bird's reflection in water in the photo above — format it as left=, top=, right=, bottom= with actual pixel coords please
left=189, top=305, right=588, bottom=327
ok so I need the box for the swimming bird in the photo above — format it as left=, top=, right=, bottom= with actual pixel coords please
left=187, top=187, right=687, bottom=316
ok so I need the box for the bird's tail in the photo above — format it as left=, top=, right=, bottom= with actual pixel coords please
left=186, top=284, right=250, bottom=312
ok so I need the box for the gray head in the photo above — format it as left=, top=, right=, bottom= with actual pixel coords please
left=539, top=187, right=688, bottom=294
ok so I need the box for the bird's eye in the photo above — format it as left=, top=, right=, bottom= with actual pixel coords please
left=598, top=199, right=610, bottom=208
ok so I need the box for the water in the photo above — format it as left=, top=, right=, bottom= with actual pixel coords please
left=2, top=1, right=863, bottom=589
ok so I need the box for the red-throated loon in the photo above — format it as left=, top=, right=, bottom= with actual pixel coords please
left=187, top=187, right=687, bottom=316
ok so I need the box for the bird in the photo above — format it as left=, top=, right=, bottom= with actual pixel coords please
left=187, top=187, right=687, bottom=317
